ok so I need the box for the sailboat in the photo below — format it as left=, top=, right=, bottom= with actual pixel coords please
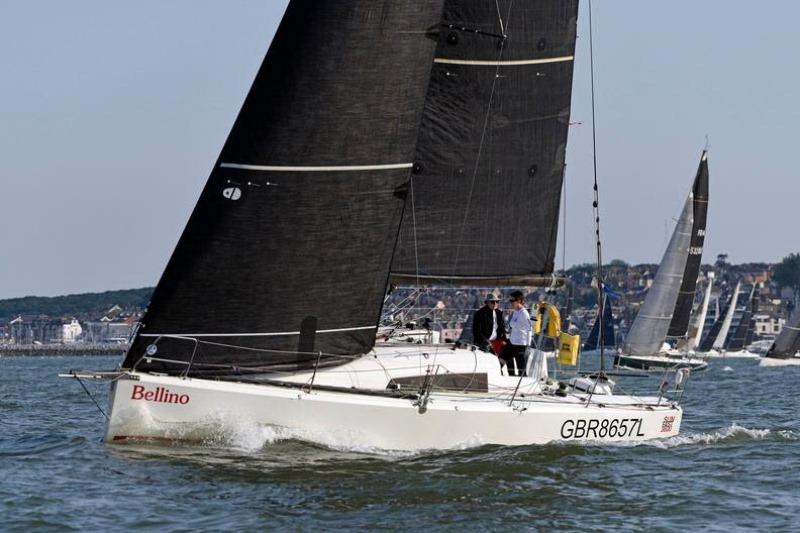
left=697, top=285, right=732, bottom=352
left=615, top=152, right=709, bottom=371
left=582, top=294, right=615, bottom=356
left=62, top=1, right=684, bottom=449
left=701, top=281, right=747, bottom=357
left=676, top=271, right=713, bottom=353
left=717, top=284, right=760, bottom=358
left=760, top=304, right=800, bottom=366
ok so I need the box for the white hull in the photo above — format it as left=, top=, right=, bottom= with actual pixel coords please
left=702, top=349, right=760, bottom=359
left=103, top=346, right=682, bottom=450
left=759, top=355, right=800, bottom=367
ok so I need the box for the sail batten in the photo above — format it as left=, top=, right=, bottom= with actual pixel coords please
left=122, top=0, right=447, bottom=375
left=433, top=55, right=574, bottom=66
left=219, top=162, right=414, bottom=172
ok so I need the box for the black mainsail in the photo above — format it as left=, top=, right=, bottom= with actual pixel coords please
left=667, top=151, right=709, bottom=338
left=123, top=1, right=446, bottom=375
left=390, top=1, right=580, bottom=286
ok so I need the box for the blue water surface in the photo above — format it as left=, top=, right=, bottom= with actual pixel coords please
left=1, top=355, right=798, bottom=531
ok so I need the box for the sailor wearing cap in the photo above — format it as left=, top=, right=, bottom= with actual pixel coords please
left=472, top=293, right=507, bottom=354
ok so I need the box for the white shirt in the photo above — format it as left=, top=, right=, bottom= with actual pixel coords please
left=489, top=309, right=498, bottom=341
left=508, top=308, right=532, bottom=346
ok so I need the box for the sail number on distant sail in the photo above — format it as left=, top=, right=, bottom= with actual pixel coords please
left=560, top=418, right=646, bottom=439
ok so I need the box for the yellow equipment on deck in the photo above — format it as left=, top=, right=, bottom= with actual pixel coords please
left=533, top=302, right=580, bottom=366
left=533, top=302, right=561, bottom=338
left=557, top=332, right=580, bottom=366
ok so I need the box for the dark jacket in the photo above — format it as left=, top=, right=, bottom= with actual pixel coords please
left=472, top=306, right=507, bottom=348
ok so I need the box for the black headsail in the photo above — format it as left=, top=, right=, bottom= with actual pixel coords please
left=390, top=1, right=579, bottom=286
left=123, top=1, right=445, bottom=375
left=667, top=151, right=709, bottom=338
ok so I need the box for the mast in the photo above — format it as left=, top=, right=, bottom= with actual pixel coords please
left=122, top=1, right=446, bottom=376
left=712, top=281, right=741, bottom=351
left=667, top=151, right=709, bottom=338
left=621, top=193, right=694, bottom=356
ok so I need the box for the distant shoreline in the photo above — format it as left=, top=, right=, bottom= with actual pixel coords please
left=0, top=343, right=128, bottom=356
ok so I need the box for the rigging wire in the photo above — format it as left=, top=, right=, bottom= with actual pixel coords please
left=587, top=0, right=608, bottom=398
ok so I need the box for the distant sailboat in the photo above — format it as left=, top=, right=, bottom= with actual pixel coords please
left=62, top=0, right=684, bottom=449
left=582, top=294, right=615, bottom=355
left=721, top=284, right=760, bottom=357
left=668, top=152, right=710, bottom=342
left=615, top=152, right=709, bottom=371
left=697, top=286, right=733, bottom=352
left=677, top=272, right=714, bottom=353
left=760, top=304, right=800, bottom=366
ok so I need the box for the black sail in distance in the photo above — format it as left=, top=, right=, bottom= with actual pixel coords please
left=725, top=286, right=755, bottom=351
left=667, top=151, right=709, bottom=337
left=766, top=306, right=800, bottom=359
left=122, top=1, right=446, bottom=375
left=698, top=290, right=730, bottom=352
left=390, top=1, right=579, bottom=285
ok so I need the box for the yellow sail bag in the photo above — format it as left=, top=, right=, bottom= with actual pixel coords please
left=558, top=332, right=580, bottom=366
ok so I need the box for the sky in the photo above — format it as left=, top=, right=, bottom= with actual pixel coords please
left=1, top=1, right=798, bottom=299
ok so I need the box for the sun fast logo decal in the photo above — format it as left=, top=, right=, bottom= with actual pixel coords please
left=222, top=187, right=242, bottom=201
left=661, top=415, right=676, bottom=433
left=131, top=385, right=190, bottom=405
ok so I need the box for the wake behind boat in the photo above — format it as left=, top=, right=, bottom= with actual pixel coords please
left=62, top=0, right=686, bottom=449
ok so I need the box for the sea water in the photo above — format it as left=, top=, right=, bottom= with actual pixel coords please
left=1, top=355, right=798, bottom=531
